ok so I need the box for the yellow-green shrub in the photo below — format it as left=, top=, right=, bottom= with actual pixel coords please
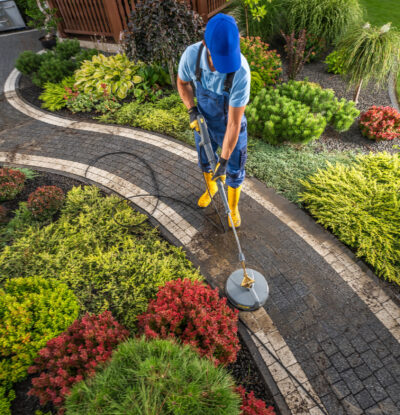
left=300, top=153, right=400, bottom=284
left=0, top=186, right=201, bottom=330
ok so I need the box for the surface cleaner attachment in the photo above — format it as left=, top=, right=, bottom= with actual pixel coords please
left=197, top=114, right=269, bottom=311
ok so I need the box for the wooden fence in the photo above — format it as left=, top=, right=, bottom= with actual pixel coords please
left=48, top=0, right=231, bottom=43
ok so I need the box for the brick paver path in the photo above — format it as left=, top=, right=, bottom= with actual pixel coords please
left=1, top=33, right=400, bottom=415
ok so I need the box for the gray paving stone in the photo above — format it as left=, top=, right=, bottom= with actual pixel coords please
left=331, top=352, right=351, bottom=373
left=334, top=336, right=356, bottom=358
left=324, top=366, right=341, bottom=384
left=314, top=351, right=332, bottom=371
left=347, top=353, right=363, bottom=369
left=341, top=369, right=364, bottom=395
left=354, top=389, right=375, bottom=411
left=350, top=336, right=370, bottom=354
left=378, top=398, right=399, bottom=414
left=321, top=393, right=345, bottom=415
left=364, top=375, right=388, bottom=402
left=332, top=380, right=351, bottom=400
left=342, top=395, right=363, bottom=415
left=386, top=383, right=400, bottom=403
left=375, top=367, right=396, bottom=388
left=355, top=363, right=373, bottom=380
left=321, top=339, right=339, bottom=357
left=369, top=339, right=390, bottom=360
left=361, top=350, right=384, bottom=372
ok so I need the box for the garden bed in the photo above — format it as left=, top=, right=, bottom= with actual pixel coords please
left=0, top=167, right=277, bottom=415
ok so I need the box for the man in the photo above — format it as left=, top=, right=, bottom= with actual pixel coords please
left=177, top=13, right=250, bottom=228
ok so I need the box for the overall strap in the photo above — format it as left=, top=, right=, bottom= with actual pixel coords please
left=195, top=43, right=204, bottom=82
left=223, top=72, right=236, bottom=93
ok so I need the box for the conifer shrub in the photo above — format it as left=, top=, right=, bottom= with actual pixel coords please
left=359, top=106, right=400, bottom=141
left=247, top=88, right=327, bottom=144
left=240, top=37, right=282, bottom=86
left=0, top=276, right=79, bottom=411
left=0, top=168, right=26, bottom=201
left=27, top=185, right=65, bottom=219
left=65, top=337, right=241, bottom=415
left=28, top=311, right=129, bottom=413
left=138, top=279, right=240, bottom=366
left=300, top=153, right=400, bottom=284
left=0, top=186, right=201, bottom=330
left=236, top=386, right=276, bottom=415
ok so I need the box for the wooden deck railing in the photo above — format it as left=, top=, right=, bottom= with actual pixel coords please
left=48, top=0, right=231, bottom=43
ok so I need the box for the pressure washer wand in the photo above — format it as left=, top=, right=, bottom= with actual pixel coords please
left=197, top=115, right=255, bottom=289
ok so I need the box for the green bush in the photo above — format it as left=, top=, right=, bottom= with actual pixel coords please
left=0, top=276, right=79, bottom=412
left=250, top=71, right=265, bottom=100
left=15, top=40, right=99, bottom=88
left=74, top=53, right=144, bottom=99
left=278, top=81, right=360, bottom=132
left=0, top=386, right=14, bottom=415
left=39, top=76, right=75, bottom=111
left=246, top=138, right=356, bottom=203
left=240, top=37, right=282, bottom=87
left=282, top=0, right=363, bottom=46
left=325, top=50, right=347, bottom=75
left=98, top=93, right=190, bottom=140
left=300, top=152, right=400, bottom=285
left=246, top=88, right=327, bottom=144
left=0, top=186, right=201, bottom=330
left=65, top=337, right=241, bottom=415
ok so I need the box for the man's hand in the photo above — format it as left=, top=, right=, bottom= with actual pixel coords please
left=188, top=106, right=200, bottom=132
left=212, top=157, right=228, bottom=183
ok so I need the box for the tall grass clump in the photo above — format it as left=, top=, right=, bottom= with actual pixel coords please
left=337, top=23, right=400, bottom=100
left=282, top=0, right=363, bottom=45
left=65, top=337, right=241, bottom=415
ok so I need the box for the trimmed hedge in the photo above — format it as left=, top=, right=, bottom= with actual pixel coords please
left=300, top=152, right=400, bottom=285
left=0, top=186, right=201, bottom=330
left=65, top=337, right=241, bottom=415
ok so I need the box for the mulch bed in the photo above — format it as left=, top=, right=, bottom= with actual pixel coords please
left=1, top=168, right=277, bottom=415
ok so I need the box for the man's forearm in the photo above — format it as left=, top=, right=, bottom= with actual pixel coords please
left=177, top=76, right=195, bottom=110
left=221, top=120, right=241, bottom=160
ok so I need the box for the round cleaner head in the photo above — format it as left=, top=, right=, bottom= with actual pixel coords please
left=225, top=268, right=269, bottom=311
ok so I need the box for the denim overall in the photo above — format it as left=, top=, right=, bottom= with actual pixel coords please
left=193, top=44, right=248, bottom=189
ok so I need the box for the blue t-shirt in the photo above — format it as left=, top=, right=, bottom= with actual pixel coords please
left=178, top=41, right=251, bottom=108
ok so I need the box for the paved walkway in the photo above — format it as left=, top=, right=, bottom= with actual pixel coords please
left=1, top=33, right=400, bottom=415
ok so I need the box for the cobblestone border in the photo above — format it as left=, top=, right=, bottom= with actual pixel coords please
left=5, top=66, right=400, bottom=413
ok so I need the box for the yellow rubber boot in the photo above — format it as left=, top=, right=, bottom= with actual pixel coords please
left=198, top=172, right=218, bottom=208
left=228, top=185, right=242, bottom=228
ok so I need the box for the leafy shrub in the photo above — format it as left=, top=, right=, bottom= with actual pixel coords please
left=281, top=30, right=315, bottom=80
left=28, top=311, right=128, bottom=412
left=0, top=186, right=201, bottom=330
left=325, top=50, right=346, bottom=75
left=278, top=81, right=360, bottom=132
left=0, top=386, right=14, bottom=415
left=240, top=37, right=282, bottom=86
left=138, top=279, right=240, bottom=366
left=65, top=91, right=96, bottom=113
left=15, top=41, right=99, bottom=87
left=39, top=76, right=75, bottom=111
left=0, top=168, right=26, bottom=201
left=250, top=71, right=265, bottom=100
left=247, top=88, right=326, bottom=144
left=98, top=93, right=189, bottom=139
left=359, top=106, right=400, bottom=141
left=282, top=0, right=363, bottom=46
left=27, top=185, right=65, bottom=219
left=74, top=53, right=143, bottom=99
left=15, top=50, right=43, bottom=75
left=236, top=386, right=276, bottom=415
left=300, top=152, right=400, bottom=285
left=123, top=0, right=204, bottom=88
left=65, top=337, right=241, bottom=415
left=0, top=276, right=79, bottom=401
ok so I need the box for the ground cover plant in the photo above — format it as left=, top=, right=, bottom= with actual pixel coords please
left=65, top=337, right=242, bottom=415
left=138, top=279, right=240, bottom=366
left=0, top=186, right=201, bottom=330
left=359, top=106, right=400, bottom=140
left=0, top=168, right=26, bottom=201
left=246, top=139, right=356, bottom=203
left=28, top=311, right=129, bottom=413
left=300, top=152, right=400, bottom=285
left=0, top=276, right=79, bottom=414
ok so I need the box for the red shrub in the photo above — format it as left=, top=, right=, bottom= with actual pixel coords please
left=138, top=278, right=240, bottom=366
left=0, top=168, right=25, bottom=201
left=236, top=386, right=277, bottom=415
left=27, top=185, right=65, bottom=218
left=28, top=311, right=129, bottom=413
left=359, top=106, right=400, bottom=141
left=0, top=205, right=8, bottom=222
